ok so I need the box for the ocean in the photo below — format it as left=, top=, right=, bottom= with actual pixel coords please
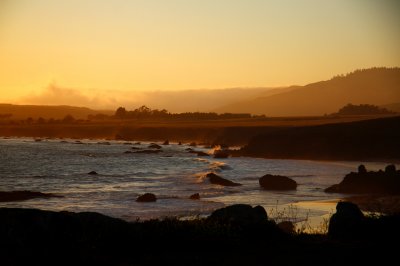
left=0, top=138, right=392, bottom=227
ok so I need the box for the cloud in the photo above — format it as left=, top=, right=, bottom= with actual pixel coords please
left=19, top=83, right=144, bottom=110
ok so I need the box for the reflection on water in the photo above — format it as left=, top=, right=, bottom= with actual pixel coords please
left=0, top=138, right=394, bottom=224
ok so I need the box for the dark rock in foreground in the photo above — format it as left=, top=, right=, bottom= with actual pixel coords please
left=208, top=204, right=268, bottom=224
left=136, top=193, right=157, bottom=202
left=206, top=173, right=242, bottom=186
left=259, top=174, right=297, bottom=190
left=0, top=191, right=62, bottom=202
left=87, top=171, right=98, bottom=175
left=328, top=201, right=364, bottom=239
left=189, top=193, right=200, bottom=200
left=325, top=164, right=400, bottom=194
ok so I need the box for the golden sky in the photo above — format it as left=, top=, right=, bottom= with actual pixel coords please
left=0, top=0, right=399, bottom=104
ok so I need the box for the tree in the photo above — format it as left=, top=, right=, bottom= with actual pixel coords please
left=115, top=107, right=127, bottom=119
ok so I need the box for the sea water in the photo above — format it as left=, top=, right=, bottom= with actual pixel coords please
left=0, top=138, right=392, bottom=226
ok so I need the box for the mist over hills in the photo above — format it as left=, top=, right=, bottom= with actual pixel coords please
left=0, top=104, right=113, bottom=120
left=215, top=67, right=400, bottom=116
left=2, top=67, right=399, bottom=118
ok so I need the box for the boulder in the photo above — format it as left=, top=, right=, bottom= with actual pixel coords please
left=259, top=174, right=297, bottom=190
left=277, top=221, right=295, bottom=234
left=0, top=191, right=62, bottom=202
left=136, top=193, right=157, bottom=202
left=328, top=201, right=365, bottom=239
left=206, top=173, right=242, bottom=186
left=208, top=204, right=268, bottom=224
left=162, top=140, right=169, bottom=145
left=87, top=171, right=98, bottom=175
left=196, top=151, right=209, bottom=157
left=189, top=193, right=200, bottom=200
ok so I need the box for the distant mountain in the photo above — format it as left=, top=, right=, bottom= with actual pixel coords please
left=215, top=68, right=400, bottom=116
left=0, top=104, right=113, bottom=120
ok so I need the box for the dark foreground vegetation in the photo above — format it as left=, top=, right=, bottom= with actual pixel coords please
left=1, top=202, right=399, bottom=265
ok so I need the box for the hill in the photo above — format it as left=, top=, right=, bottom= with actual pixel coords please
left=0, top=104, right=113, bottom=120
left=238, top=116, right=400, bottom=161
left=216, top=68, right=400, bottom=116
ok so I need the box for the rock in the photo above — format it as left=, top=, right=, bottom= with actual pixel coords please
left=0, top=191, right=62, bottom=202
left=358, top=164, right=367, bottom=174
left=189, top=142, right=197, bottom=147
left=259, top=174, right=297, bottom=190
left=148, top=144, right=162, bottom=149
left=208, top=204, right=268, bottom=224
left=213, top=150, right=230, bottom=159
left=136, top=193, right=157, bottom=202
left=133, top=150, right=162, bottom=154
left=87, top=171, right=98, bottom=175
left=325, top=165, right=400, bottom=194
left=162, top=140, right=169, bottom=145
left=385, top=164, right=396, bottom=174
left=97, top=141, right=111, bottom=145
left=189, top=193, right=200, bottom=200
left=206, top=173, right=242, bottom=186
left=185, top=148, right=194, bottom=151
left=133, top=142, right=141, bottom=145
left=188, top=150, right=209, bottom=156
left=178, top=142, right=182, bottom=145
left=328, top=201, right=365, bottom=239
left=277, top=221, right=295, bottom=234
left=34, top=138, right=42, bottom=142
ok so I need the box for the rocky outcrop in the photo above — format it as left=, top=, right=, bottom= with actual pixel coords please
left=207, top=204, right=268, bottom=224
left=136, top=193, right=157, bottom=202
left=0, top=191, right=62, bottom=202
left=206, top=173, right=242, bottom=186
left=259, top=174, right=297, bottom=190
left=325, top=165, right=400, bottom=194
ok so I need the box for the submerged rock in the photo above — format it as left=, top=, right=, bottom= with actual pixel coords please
left=87, top=171, right=98, bottom=175
left=206, top=173, right=242, bottom=186
left=213, top=150, right=230, bottom=159
left=259, top=174, right=297, bottom=190
left=148, top=144, right=162, bottom=149
left=189, top=193, right=200, bottom=200
left=208, top=204, right=268, bottom=224
left=136, top=193, right=157, bottom=202
left=134, top=150, right=162, bottom=154
left=0, top=191, right=62, bottom=202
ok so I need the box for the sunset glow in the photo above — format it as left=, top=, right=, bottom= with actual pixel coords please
left=1, top=0, right=399, bottom=106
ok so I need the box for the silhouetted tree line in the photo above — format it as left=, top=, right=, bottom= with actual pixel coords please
left=114, top=105, right=256, bottom=120
left=331, top=67, right=399, bottom=80
left=333, top=104, right=395, bottom=116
